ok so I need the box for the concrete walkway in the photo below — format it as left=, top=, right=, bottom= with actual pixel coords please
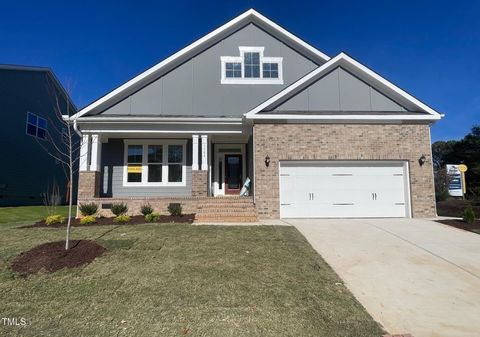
left=286, top=218, right=480, bottom=337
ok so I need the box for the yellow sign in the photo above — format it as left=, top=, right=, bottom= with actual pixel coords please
left=127, top=165, right=142, bottom=173
left=458, top=164, right=468, bottom=173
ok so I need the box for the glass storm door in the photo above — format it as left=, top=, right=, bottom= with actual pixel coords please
left=224, top=155, right=242, bottom=195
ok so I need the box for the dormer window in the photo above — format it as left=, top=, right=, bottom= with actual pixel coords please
left=221, top=47, right=283, bottom=84
left=244, top=52, right=260, bottom=78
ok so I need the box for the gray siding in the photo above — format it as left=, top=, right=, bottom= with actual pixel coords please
left=274, top=67, right=407, bottom=112
left=100, top=139, right=192, bottom=197
left=0, top=69, right=76, bottom=206
left=100, top=24, right=318, bottom=117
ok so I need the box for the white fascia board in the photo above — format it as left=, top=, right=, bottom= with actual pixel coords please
left=245, top=113, right=441, bottom=121
left=245, top=52, right=443, bottom=119
left=80, top=129, right=243, bottom=134
left=75, top=116, right=243, bottom=124
left=71, top=8, right=330, bottom=120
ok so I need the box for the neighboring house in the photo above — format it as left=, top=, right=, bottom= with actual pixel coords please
left=0, top=65, right=77, bottom=206
left=71, top=9, right=441, bottom=220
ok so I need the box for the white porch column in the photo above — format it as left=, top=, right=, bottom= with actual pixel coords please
left=79, top=134, right=90, bottom=171
left=192, top=135, right=199, bottom=171
left=90, top=134, right=102, bottom=172
left=201, top=135, right=208, bottom=170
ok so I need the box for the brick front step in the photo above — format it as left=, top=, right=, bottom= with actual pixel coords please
left=195, top=216, right=258, bottom=223
left=195, top=197, right=257, bottom=222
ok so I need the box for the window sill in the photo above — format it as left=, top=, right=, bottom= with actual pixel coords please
left=123, top=182, right=186, bottom=188
left=221, top=78, right=284, bottom=85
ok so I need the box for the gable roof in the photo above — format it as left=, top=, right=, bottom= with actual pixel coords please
left=0, top=64, right=77, bottom=111
left=71, top=9, right=330, bottom=120
left=245, top=53, right=442, bottom=121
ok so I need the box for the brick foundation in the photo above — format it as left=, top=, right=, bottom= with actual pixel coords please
left=192, top=170, right=208, bottom=197
left=253, top=123, right=436, bottom=219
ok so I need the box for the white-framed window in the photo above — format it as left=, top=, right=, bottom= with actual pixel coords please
left=26, top=111, right=47, bottom=140
left=220, top=46, right=283, bottom=84
left=123, top=140, right=187, bottom=187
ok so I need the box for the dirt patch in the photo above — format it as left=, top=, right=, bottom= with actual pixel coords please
left=11, top=240, right=106, bottom=275
left=436, top=219, right=480, bottom=233
left=436, top=200, right=480, bottom=217
left=22, top=214, right=195, bottom=228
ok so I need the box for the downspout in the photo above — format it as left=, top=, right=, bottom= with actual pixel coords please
left=73, top=118, right=83, bottom=137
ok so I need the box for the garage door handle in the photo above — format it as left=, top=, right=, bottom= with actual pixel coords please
left=372, top=193, right=377, bottom=200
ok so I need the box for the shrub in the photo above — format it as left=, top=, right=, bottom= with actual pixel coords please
left=79, top=202, right=98, bottom=216
left=113, top=214, right=130, bottom=223
left=140, top=203, right=154, bottom=216
left=80, top=215, right=97, bottom=225
left=145, top=212, right=161, bottom=223
left=463, top=206, right=476, bottom=224
left=111, top=202, right=128, bottom=216
left=168, top=203, right=182, bottom=216
left=45, top=214, right=65, bottom=225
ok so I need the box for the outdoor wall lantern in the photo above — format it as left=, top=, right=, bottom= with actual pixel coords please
left=265, top=155, right=270, bottom=167
left=418, top=154, right=426, bottom=166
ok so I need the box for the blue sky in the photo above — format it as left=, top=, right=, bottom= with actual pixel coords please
left=1, top=0, right=478, bottom=141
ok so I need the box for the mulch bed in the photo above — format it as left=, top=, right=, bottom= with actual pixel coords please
left=11, top=240, right=106, bottom=276
left=436, top=200, right=480, bottom=217
left=22, top=214, right=195, bottom=228
left=436, top=219, right=480, bottom=233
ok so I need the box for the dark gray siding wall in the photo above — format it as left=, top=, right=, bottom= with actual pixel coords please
left=273, top=67, right=407, bottom=112
left=0, top=69, right=75, bottom=206
left=101, top=24, right=318, bottom=117
left=100, top=139, right=192, bottom=197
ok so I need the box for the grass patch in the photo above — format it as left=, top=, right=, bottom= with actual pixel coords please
left=0, top=205, right=76, bottom=224
left=0, top=221, right=383, bottom=337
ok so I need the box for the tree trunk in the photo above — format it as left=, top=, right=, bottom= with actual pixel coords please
left=65, top=162, right=73, bottom=250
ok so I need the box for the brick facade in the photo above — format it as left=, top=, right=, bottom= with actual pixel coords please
left=253, top=123, right=436, bottom=219
left=192, top=170, right=208, bottom=197
left=78, top=171, right=100, bottom=199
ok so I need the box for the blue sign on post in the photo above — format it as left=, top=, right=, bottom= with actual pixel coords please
left=446, top=165, right=463, bottom=197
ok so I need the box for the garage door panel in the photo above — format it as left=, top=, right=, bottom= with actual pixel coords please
left=279, top=161, right=410, bottom=218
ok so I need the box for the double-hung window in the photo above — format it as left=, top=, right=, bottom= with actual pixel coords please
left=127, top=145, right=143, bottom=183
left=244, top=52, right=260, bottom=78
left=147, top=145, right=163, bottom=182
left=124, top=141, right=186, bottom=186
left=26, top=112, right=47, bottom=140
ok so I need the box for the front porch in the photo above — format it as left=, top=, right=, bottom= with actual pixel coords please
left=76, top=118, right=256, bottom=221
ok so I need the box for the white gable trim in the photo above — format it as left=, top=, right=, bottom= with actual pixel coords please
left=71, top=9, right=329, bottom=120
left=245, top=52, right=443, bottom=121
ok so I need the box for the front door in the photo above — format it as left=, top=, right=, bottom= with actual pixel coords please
left=224, top=154, right=243, bottom=195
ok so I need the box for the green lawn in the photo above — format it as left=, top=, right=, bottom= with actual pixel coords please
left=0, top=218, right=383, bottom=336
left=0, top=205, right=76, bottom=224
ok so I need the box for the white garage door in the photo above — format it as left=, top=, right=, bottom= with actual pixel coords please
left=279, top=161, right=411, bottom=218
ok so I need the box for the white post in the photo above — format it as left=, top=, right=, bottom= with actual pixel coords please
left=192, top=135, right=199, bottom=171
left=90, top=134, right=102, bottom=172
left=201, top=135, right=208, bottom=171
left=79, top=134, right=90, bottom=171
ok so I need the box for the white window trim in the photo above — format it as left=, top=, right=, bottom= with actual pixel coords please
left=123, top=140, right=187, bottom=187
left=26, top=111, right=48, bottom=140
left=220, top=46, right=283, bottom=84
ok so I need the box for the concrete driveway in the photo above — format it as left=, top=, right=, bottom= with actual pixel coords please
left=285, top=218, right=480, bottom=337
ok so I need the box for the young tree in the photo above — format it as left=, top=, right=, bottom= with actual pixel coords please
left=33, top=75, right=81, bottom=250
